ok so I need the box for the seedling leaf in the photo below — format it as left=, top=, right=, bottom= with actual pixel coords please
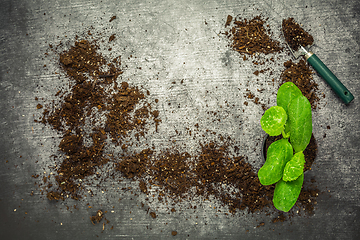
left=288, top=95, right=312, bottom=153
left=258, top=138, right=293, bottom=185
left=273, top=173, right=304, bottom=212
left=283, top=152, right=305, bottom=182
left=277, top=82, right=302, bottom=114
left=277, top=82, right=302, bottom=137
left=260, top=106, right=287, bottom=136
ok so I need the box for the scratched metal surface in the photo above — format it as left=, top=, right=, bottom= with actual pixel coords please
left=1, top=0, right=359, bottom=239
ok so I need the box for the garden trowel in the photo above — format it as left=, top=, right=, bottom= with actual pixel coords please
left=285, top=40, right=354, bottom=104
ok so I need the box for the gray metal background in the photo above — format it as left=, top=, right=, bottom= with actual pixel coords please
left=1, top=0, right=359, bottom=239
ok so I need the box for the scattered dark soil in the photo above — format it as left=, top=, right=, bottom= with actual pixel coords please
left=297, top=180, right=319, bottom=215
left=280, top=59, right=320, bottom=109
left=35, top=15, right=322, bottom=228
left=225, top=16, right=282, bottom=55
left=282, top=18, right=314, bottom=51
left=303, top=134, right=318, bottom=171
left=150, top=150, right=194, bottom=198
left=116, top=141, right=275, bottom=213
left=244, top=89, right=267, bottom=110
left=194, top=142, right=274, bottom=213
left=38, top=39, right=158, bottom=200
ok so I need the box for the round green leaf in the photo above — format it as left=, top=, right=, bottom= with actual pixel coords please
left=283, top=152, right=305, bottom=182
left=260, top=106, right=287, bottom=136
left=258, top=138, right=293, bottom=185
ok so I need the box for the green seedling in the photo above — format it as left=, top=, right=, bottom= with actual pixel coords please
left=259, top=82, right=312, bottom=212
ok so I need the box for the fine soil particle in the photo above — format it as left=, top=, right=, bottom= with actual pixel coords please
left=256, top=222, right=265, bottom=228
left=282, top=18, right=314, bottom=51
left=149, top=212, right=157, bottom=219
left=272, top=213, right=286, bottom=223
left=109, top=34, right=116, bottom=42
left=280, top=59, right=320, bottom=109
left=90, top=210, right=104, bottom=225
left=226, top=16, right=282, bottom=55
left=225, top=15, right=233, bottom=27
left=109, top=15, right=116, bottom=22
left=171, top=231, right=178, bottom=236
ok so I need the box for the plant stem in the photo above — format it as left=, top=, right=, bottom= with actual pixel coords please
left=282, top=130, right=290, bottom=139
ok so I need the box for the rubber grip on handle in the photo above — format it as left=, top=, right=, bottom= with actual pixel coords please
left=306, top=54, right=354, bottom=104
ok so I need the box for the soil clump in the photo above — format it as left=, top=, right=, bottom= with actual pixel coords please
left=225, top=15, right=282, bottom=55
left=90, top=210, right=104, bottom=225
left=282, top=18, right=314, bottom=51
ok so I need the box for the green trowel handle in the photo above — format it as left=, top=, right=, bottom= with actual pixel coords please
left=306, top=53, right=354, bottom=104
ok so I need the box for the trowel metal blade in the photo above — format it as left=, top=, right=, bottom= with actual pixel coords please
left=281, top=30, right=312, bottom=59
left=286, top=42, right=312, bottom=59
